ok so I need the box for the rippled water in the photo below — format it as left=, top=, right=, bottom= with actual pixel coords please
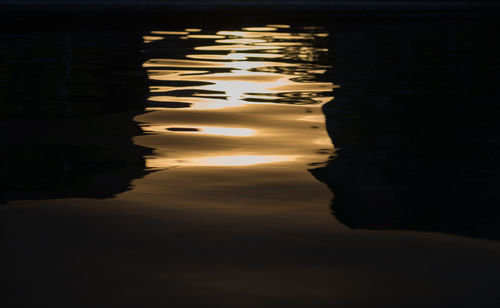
left=138, top=25, right=338, bottom=170
left=3, top=16, right=500, bottom=308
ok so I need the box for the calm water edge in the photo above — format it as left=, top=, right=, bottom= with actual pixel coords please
left=1, top=11, right=500, bottom=307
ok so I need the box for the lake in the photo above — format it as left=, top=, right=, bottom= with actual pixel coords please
left=1, top=10, right=500, bottom=307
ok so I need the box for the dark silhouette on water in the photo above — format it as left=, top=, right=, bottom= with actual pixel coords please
left=0, top=24, right=152, bottom=203
left=311, top=15, right=500, bottom=241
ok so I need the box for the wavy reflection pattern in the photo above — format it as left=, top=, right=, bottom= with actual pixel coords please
left=142, top=25, right=338, bottom=168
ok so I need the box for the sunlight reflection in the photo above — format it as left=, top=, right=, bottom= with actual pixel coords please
left=151, top=31, right=189, bottom=35
left=143, top=36, right=164, bottom=43
left=147, top=96, right=248, bottom=110
left=142, top=25, right=336, bottom=108
left=141, top=25, right=336, bottom=169
left=147, top=155, right=296, bottom=168
left=144, top=125, right=256, bottom=137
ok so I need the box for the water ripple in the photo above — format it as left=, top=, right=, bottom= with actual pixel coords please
left=140, top=25, right=338, bottom=168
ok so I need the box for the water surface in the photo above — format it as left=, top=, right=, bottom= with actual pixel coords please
left=140, top=25, right=335, bottom=171
left=2, top=16, right=500, bottom=308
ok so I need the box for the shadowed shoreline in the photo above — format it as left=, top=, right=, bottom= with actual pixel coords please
left=0, top=24, right=152, bottom=203
left=312, top=14, right=500, bottom=241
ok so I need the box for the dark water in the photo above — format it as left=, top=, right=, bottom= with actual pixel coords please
left=1, top=11, right=500, bottom=307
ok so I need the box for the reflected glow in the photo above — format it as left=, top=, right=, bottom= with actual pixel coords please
left=143, top=25, right=336, bottom=109
left=299, top=115, right=326, bottom=122
left=267, top=24, right=291, bottom=28
left=197, top=127, right=255, bottom=137
left=151, top=31, right=189, bottom=35
left=314, top=137, right=334, bottom=147
left=148, top=96, right=248, bottom=110
left=141, top=25, right=336, bottom=169
left=143, top=59, right=225, bottom=67
left=242, top=27, right=278, bottom=31
left=143, top=36, right=164, bottom=43
left=195, top=44, right=284, bottom=51
left=186, top=34, right=226, bottom=39
left=144, top=125, right=255, bottom=137
left=216, top=38, right=267, bottom=44
left=148, top=155, right=296, bottom=168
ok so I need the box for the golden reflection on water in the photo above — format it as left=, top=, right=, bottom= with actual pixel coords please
left=149, top=155, right=296, bottom=167
left=140, top=25, right=337, bottom=169
left=144, top=125, right=255, bottom=137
